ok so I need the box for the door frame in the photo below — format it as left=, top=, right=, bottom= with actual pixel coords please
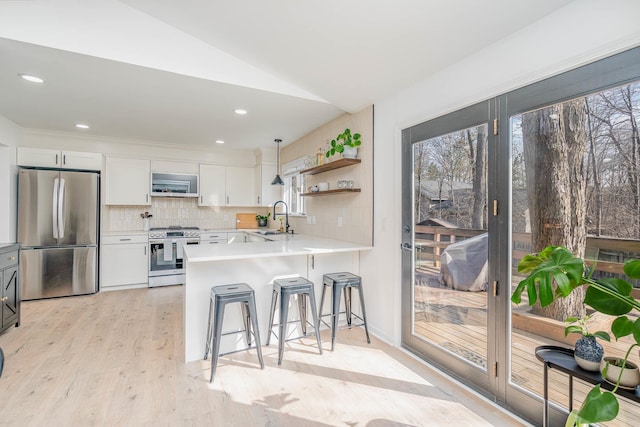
left=400, top=46, right=640, bottom=424
left=400, top=99, right=499, bottom=397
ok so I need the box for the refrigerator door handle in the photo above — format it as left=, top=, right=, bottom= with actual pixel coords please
left=58, top=178, right=66, bottom=239
left=52, top=177, right=59, bottom=238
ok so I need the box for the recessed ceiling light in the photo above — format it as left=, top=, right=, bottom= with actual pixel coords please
left=75, top=123, right=90, bottom=129
left=19, top=73, right=45, bottom=84
left=234, top=109, right=247, bottom=115
left=215, top=140, right=225, bottom=144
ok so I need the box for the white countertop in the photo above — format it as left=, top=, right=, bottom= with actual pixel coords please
left=184, top=233, right=371, bottom=262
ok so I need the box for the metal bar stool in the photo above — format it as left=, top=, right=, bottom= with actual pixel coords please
left=267, top=277, right=322, bottom=364
left=204, top=283, right=264, bottom=383
left=318, top=272, right=371, bottom=351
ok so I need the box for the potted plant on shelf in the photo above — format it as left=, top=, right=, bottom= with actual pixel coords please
left=511, top=246, right=640, bottom=426
left=325, top=128, right=361, bottom=160
left=601, top=356, right=640, bottom=389
left=564, top=314, right=610, bottom=371
left=256, top=213, right=270, bottom=227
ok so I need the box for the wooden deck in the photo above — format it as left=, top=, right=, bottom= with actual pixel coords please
left=413, top=263, right=640, bottom=427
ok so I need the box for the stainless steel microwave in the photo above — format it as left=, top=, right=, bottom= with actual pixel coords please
left=151, top=172, right=198, bottom=197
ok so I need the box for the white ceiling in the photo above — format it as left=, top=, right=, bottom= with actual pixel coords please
left=0, top=0, right=573, bottom=150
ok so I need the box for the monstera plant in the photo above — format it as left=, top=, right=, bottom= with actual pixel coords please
left=511, top=246, right=640, bottom=426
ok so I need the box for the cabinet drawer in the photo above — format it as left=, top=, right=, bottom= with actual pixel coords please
left=200, top=239, right=227, bottom=244
left=102, top=235, right=148, bottom=244
left=0, top=250, right=19, bottom=270
left=200, top=232, right=227, bottom=241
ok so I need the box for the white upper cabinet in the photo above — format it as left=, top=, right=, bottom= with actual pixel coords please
left=199, top=164, right=226, bottom=206
left=226, top=166, right=254, bottom=206
left=105, top=157, right=151, bottom=205
left=17, top=147, right=102, bottom=170
left=254, top=162, right=281, bottom=206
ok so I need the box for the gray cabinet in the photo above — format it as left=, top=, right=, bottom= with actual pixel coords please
left=0, top=244, right=20, bottom=333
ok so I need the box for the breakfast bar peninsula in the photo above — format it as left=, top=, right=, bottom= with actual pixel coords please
left=182, top=232, right=372, bottom=362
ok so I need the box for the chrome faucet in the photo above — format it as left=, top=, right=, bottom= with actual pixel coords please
left=273, top=200, right=292, bottom=234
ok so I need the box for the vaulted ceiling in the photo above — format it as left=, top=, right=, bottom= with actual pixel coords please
left=0, top=0, right=573, bottom=150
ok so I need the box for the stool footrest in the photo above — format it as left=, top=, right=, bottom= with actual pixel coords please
left=319, top=318, right=367, bottom=330
left=220, top=329, right=252, bottom=338
left=218, top=346, right=259, bottom=358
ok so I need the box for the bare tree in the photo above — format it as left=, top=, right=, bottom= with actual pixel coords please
left=522, top=99, right=588, bottom=320
left=469, top=126, right=487, bottom=229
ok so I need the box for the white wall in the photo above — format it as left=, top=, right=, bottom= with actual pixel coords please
left=363, top=0, right=640, bottom=346
left=0, top=115, right=21, bottom=242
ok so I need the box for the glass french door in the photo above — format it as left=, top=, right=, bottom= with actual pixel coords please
left=402, top=47, right=640, bottom=426
left=401, top=100, right=499, bottom=395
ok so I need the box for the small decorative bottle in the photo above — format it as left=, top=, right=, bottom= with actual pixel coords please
left=316, top=148, right=323, bottom=166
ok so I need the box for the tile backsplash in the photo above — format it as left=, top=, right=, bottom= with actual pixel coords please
left=104, top=197, right=269, bottom=232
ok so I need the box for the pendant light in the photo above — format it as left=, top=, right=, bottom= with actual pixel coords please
left=271, top=138, right=285, bottom=185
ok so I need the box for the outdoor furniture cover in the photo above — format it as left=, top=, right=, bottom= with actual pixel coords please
left=439, top=233, right=488, bottom=292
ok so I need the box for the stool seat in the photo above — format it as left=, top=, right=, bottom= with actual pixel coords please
left=204, top=283, right=264, bottom=382
left=319, top=272, right=371, bottom=351
left=267, top=277, right=322, bottom=364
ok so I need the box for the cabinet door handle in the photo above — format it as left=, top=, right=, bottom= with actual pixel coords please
left=200, top=195, right=203, bottom=204
left=63, top=154, right=67, bottom=165
left=55, top=154, right=59, bottom=165
left=257, top=196, right=260, bottom=204
left=146, top=194, right=149, bottom=203
left=8, top=256, right=16, bottom=261
left=119, top=238, right=132, bottom=241
left=226, top=196, right=229, bottom=205
left=144, top=246, right=147, bottom=255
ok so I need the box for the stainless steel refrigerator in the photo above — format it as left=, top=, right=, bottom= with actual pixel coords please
left=18, top=168, right=99, bottom=300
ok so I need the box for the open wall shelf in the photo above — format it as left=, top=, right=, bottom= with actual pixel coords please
left=301, top=188, right=361, bottom=197
left=300, top=158, right=361, bottom=175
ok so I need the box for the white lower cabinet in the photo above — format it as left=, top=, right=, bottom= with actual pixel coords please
left=101, top=234, right=149, bottom=290
left=200, top=232, right=227, bottom=245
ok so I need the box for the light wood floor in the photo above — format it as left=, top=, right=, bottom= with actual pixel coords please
left=0, top=286, right=528, bottom=427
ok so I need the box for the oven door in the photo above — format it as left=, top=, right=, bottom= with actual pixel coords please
left=149, top=239, right=180, bottom=277
left=149, top=238, right=199, bottom=287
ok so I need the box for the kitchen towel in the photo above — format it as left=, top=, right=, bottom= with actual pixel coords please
left=163, top=240, right=174, bottom=261
left=176, top=238, right=187, bottom=259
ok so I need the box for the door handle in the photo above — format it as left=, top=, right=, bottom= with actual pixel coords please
left=400, top=243, right=413, bottom=251
left=52, top=177, right=59, bottom=238
left=57, top=178, right=66, bottom=239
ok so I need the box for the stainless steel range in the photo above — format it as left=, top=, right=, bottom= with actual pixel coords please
left=148, top=226, right=200, bottom=287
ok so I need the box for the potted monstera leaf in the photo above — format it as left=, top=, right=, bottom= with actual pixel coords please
left=511, top=246, right=640, bottom=426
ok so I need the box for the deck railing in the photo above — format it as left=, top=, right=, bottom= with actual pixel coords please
left=414, top=225, right=640, bottom=280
